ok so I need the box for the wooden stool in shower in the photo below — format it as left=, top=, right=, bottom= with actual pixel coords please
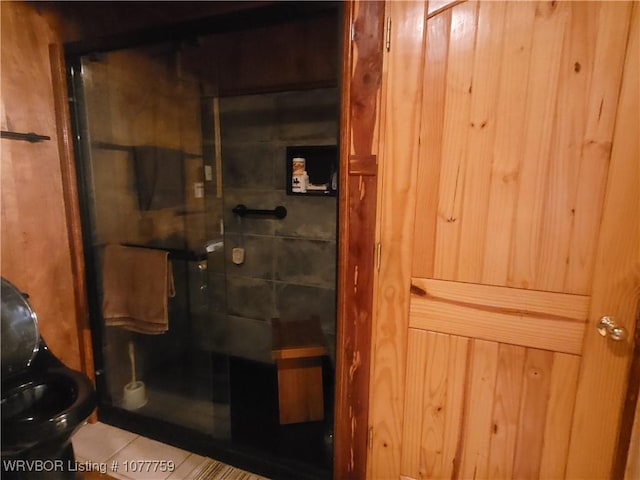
left=271, top=318, right=327, bottom=424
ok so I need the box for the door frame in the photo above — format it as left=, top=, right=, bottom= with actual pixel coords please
left=333, top=1, right=386, bottom=478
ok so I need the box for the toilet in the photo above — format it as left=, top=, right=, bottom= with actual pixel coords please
left=1, top=278, right=96, bottom=480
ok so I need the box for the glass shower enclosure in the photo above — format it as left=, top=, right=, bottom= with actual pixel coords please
left=69, top=16, right=339, bottom=480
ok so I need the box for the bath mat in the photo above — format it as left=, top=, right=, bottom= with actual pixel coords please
left=192, top=459, right=268, bottom=480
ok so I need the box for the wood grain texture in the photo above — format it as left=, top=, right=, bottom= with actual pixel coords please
left=567, top=3, right=639, bottom=477
left=455, top=1, right=506, bottom=283
left=36, top=1, right=272, bottom=44
left=399, top=335, right=582, bottom=480
left=409, top=278, right=588, bottom=354
left=373, top=2, right=637, bottom=478
left=367, top=1, right=426, bottom=478
left=334, top=1, right=385, bottom=478
left=413, top=1, right=630, bottom=295
left=507, top=0, right=569, bottom=292
left=411, top=278, right=590, bottom=321
left=400, top=329, right=431, bottom=478
left=481, top=2, right=537, bottom=288
left=0, top=2, right=83, bottom=371
left=533, top=2, right=597, bottom=293
left=400, top=330, right=469, bottom=480
left=411, top=8, right=450, bottom=278
left=487, top=344, right=525, bottom=479
left=433, top=0, right=478, bottom=279
left=348, top=155, right=377, bottom=176
left=42, top=2, right=339, bottom=97
left=511, top=349, right=554, bottom=479
left=275, top=357, right=324, bottom=424
left=198, top=13, right=339, bottom=96
left=458, top=339, right=499, bottom=479
left=565, top=1, right=634, bottom=294
left=538, top=352, right=580, bottom=479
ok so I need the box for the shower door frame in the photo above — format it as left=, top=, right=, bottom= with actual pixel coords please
left=59, top=2, right=380, bottom=479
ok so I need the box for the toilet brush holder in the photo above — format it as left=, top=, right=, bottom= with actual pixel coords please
left=122, top=380, right=147, bottom=410
left=122, top=341, right=147, bottom=410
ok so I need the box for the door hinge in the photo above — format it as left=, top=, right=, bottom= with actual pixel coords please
left=385, top=17, right=392, bottom=52
left=368, top=426, right=374, bottom=449
left=375, top=242, right=382, bottom=271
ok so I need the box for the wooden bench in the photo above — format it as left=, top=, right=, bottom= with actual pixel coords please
left=271, top=318, right=327, bottom=424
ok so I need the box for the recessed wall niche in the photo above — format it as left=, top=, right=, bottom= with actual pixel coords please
left=286, top=145, right=338, bottom=197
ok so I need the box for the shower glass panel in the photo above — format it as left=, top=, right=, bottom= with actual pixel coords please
left=76, top=42, right=222, bottom=437
left=72, top=20, right=338, bottom=479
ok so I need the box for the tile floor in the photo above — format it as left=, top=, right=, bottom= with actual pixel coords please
left=72, top=422, right=267, bottom=480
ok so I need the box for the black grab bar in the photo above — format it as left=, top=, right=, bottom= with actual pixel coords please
left=232, top=204, right=287, bottom=219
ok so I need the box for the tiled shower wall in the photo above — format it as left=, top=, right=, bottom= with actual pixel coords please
left=201, top=87, right=339, bottom=363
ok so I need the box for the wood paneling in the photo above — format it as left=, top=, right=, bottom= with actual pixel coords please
left=400, top=331, right=469, bottom=480
left=1, top=2, right=84, bottom=371
left=334, top=1, right=385, bottom=478
left=410, top=8, right=450, bottom=278
left=182, top=12, right=339, bottom=96
left=409, top=278, right=588, bottom=354
left=412, top=1, right=631, bottom=295
left=370, top=1, right=638, bottom=479
left=457, top=339, right=499, bottom=479
left=511, top=349, right=553, bottom=478
left=538, top=353, right=580, bottom=479
left=399, top=330, right=581, bottom=480
left=36, top=1, right=272, bottom=44
left=41, top=2, right=339, bottom=97
left=487, top=344, right=525, bottom=479
left=567, top=3, right=640, bottom=476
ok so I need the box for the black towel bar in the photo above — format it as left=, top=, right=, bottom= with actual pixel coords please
left=122, top=243, right=207, bottom=262
left=232, top=204, right=287, bottom=219
left=1, top=130, right=51, bottom=143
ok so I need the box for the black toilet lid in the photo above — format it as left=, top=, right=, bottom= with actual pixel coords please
left=1, top=278, right=39, bottom=377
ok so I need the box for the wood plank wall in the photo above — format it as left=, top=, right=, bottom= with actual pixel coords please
left=39, top=2, right=339, bottom=97
left=189, top=14, right=339, bottom=96
left=1, top=2, right=86, bottom=372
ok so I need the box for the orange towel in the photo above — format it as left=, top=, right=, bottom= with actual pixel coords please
left=101, top=244, right=175, bottom=334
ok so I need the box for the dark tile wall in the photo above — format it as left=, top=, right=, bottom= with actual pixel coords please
left=211, top=87, right=339, bottom=363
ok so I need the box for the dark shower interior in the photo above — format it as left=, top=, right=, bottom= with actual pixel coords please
left=70, top=3, right=341, bottom=479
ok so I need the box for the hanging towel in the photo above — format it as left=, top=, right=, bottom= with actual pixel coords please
left=133, top=146, right=185, bottom=210
left=101, top=244, right=175, bottom=334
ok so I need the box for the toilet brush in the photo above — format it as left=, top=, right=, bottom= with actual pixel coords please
left=122, top=340, right=147, bottom=410
left=129, top=341, right=137, bottom=384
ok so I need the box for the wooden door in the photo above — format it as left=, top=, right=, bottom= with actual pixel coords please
left=368, top=1, right=639, bottom=479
